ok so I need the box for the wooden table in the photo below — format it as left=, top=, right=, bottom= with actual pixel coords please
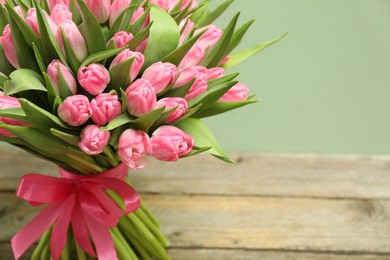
left=1, top=147, right=390, bottom=259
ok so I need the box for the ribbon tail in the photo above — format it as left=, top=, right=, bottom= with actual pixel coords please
left=50, top=196, right=75, bottom=260
left=72, top=202, right=97, bottom=258
left=11, top=203, right=62, bottom=260
left=85, top=212, right=118, bottom=260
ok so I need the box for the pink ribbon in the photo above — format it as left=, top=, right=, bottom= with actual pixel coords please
left=11, top=163, right=140, bottom=260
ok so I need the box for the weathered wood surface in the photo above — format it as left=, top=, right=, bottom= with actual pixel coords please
left=1, top=147, right=390, bottom=259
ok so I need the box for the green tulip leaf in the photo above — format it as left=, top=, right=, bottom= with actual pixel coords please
left=4, top=69, right=46, bottom=96
left=0, top=5, right=8, bottom=33
left=77, top=0, right=106, bottom=55
left=197, top=0, right=234, bottom=27
left=143, top=6, right=180, bottom=69
left=19, top=98, right=75, bottom=131
left=80, top=46, right=128, bottom=68
left=50, top=128, right=80, bottom=146
left=174, top=118, right=233, bottom=163
left=162, top=29, right=206, bottom=66
left=193, top=99, right=260, bottom=118
left=181, top=146, right=212, bottom=158
left=188, top=80, right=238, bottom=110
left=202, top=12, right=239, bottom=68
left=207, top=72, right=240, bottom=89
left=0, top=43, right=15, bottom=75
left=127, top=21, right=153, bottom=50
left=109, top=57, right=135, bottom=91
left=226, top=18, right=255, bottom=55
left=131, top=106, right=165, bottom=132
left=0, top=107, right=27, bottom=121
left=163, top=78, right=195, bottom=98
left=102, top=113, right=135, bottom=131
left=223, top=32, right=287, bottom=70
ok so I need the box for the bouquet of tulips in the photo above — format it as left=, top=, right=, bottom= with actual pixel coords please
left=0, top=0, right=284, bottom=259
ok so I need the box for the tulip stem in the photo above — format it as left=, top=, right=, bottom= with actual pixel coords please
left=31, top=228, right=52, bottom=260
left=141, top=200, right=161, bottom=227
left=66, top=154, right=105, bottom=173
left=111, top=227, right=138, bottom=260
left=75, top=243, right=88, bottom=260
left=135, top=209, right=170, bottom=247
left=103, top=146, right=119, bottom=167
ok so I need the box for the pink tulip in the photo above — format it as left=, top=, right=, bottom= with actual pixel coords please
left=50, top=3, right=72, bottom=25
left=219, top=83, right=250, bottom=102
left=196, top=24, right=223, bottom=49
left=109, top=31, right=133, bottom=48
left=118, top=129, right=151, bottom=170
left=26, top=8, right=58, bottom=36
left=109, top=0, right=131, bottom=27
left=169, top=0, right=198, bottom=11
left=0, top=96, right=26, bottom=137
left=179, top=18, right=195, bottom=45
left=149, top=0, right=169, bottom=10
left=58, top=95, right=92, bottom=126
left=178, top=43, right=205, bottom=69
left=57, top=20, right=88, bottom=63
left=79, top=125, right=110, bottom=155
left=1, top=25, right=19, bottom=68
left=90, top=93, right=122, bottom=125
left=49, top=0, right=70, bottom=9
left=84, top=0, right=111, bottom=24
left=78, top=63, right=110, bottom=95
left=155, top=97, right=188, bottom=123
left=47, top=59, right=77, bottom=95
left=126, top=79, right=156, bottom=117
left=150, top=126, right=194, bottom=162
left=174, top=66, right=208, bottom=100
left=206, top=67, right=225, bottom=80
left=131, top=7, right=150, bottom=28
left=141, top=62, right=177, bottom=94
left=14, top=6, right=25, bottom=19
left=110, top=50, right=144, bottom=82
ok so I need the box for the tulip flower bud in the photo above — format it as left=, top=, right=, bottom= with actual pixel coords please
left=57, top=20, right=88, bottom=63
left=49, top=0, right=70, bottom=9
left=109, top=31, right=133, bottom=48
left=109, top=0, right=131, bottom=27
left=219, top=83, right=250, bottom=102
left=47, top=59, right=77, bottom=95
left=155, top=97, right=188, bottom=123
left=90, top=93, right=122, bottom=125
left=26, top=8, right=58, bottom=37
left=58, top=95, right=92, bottom=126
left=78, top=64, right=110, bottom=95
left=110, top=50, right=144, bottom=82
left=169, top=0, right=198, bottom=11
left=118, top=129, right=151, bottom=170
left=178, top=43, right=205, bottom=69
left=131, top=7, right=150, bottom=28
left=196, top=24, right=223, bottom=49
left=50, top=3, right=72, bottom=25
left=79, top=125, right=110, bottom=155
left=179, top=18, right=195, bottom=45
left=150, top=126, right=194, bottom=162
left=206, top=67, right=225, bottom=80
left=126, top=79, right=156, bottom=117
left=1, top=25, right=19, bottom=68
left=174, top=66, right=208, bottom=100
left=0, top=96, right=26, bottom=137
left=14, top=6, right=25, bottom=19
left=84, top=0, right=111, bottom=24
left=149, top=0, right=169, bottom=10
left=141, top=62, right=177, bottom=94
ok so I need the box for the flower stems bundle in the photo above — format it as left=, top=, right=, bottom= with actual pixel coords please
left=0, top=0, right=284, bottom=259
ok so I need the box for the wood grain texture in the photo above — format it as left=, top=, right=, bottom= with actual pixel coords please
left=2, top=146, right=390, bottom=259
left=2, top=193, right=390, bottom=255
left=1, top=147, right=390, bottom=199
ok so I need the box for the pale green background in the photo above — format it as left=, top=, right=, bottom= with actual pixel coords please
left=205, top=0, right=390, bottom=154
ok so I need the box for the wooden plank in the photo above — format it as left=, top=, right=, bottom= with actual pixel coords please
left=168, top=249, right=390, bottom=260
left=1, top=147, right=390, bottom=199
left=0, top=244, right=387, bottom=260
left=2, top=193, right=390, bottom=254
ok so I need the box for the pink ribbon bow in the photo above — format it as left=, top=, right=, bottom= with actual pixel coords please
left=11, top=163, right=140, bottom=260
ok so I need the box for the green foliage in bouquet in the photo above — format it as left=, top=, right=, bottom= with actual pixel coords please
left=0, top=0, right=285, bottom=259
